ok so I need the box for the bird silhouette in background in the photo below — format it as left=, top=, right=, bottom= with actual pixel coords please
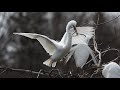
left=102, top=62, right=120, bottom=78
left=13, top=20, right=77, bottom=67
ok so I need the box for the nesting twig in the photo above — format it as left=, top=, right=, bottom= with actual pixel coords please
left=91, top=13, right=120, bottom=67
left=93, top=13, right=102, bottom=67
left=37, top=69, right=43, bottom=78
left=0, top=68, right=7, bottom=76
left=49, top=69, right=63, bottom=78
left=90, top=69, right=99, bottom=78
left=111, top=56, right=120, bottom=62
left=0, top=66, right=64, bottom=78
left=0, top=66, right=39, bottom=74
left=86, top=48, right=120, bottom=65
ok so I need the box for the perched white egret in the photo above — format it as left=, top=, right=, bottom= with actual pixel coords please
left=102, top=62, right=120, bottom=78
left=13, top=20, right=77, bottom=67
left=64, top=26, right=98, bottom=68
left=65, top=44, right=97, bottom=68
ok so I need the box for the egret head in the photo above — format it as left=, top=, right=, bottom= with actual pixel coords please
left=66, top=20, right=77, bottom=34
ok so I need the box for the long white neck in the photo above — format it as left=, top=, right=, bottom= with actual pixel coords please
left=64, top=32, right=72, bottom=47
left=62, top=20, right=76, bottom=47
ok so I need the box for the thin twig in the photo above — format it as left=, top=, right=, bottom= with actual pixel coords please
left=111, top=56, right=120, bottom=62
left=97, top=14, right=120, bottom=26
left=49, top=69, right=63, bottom=78
left=0, top=68, right=7, bottom=75
left=8, top=67, right=39, bottom=74
left=79, top=14, right=120, bottom=27
left=96, top=13, right=100, bottom=25
left=90, top=68, right=100, bottom=78
left=93, top=13, right=102, bottom=67
left=37, top=69, right=43, bottom=78
left=0, top=66, right=39, bottom=74
left=85, top=48, right=120, bottom=65
left=0, top=66, right=65, bottom=78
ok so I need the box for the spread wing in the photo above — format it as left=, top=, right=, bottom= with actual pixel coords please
left=72, top=26, right=95, bottom=45
left=84, top=44, right=98, bottom=65
left=13, top=33, right=59, bottom=55
left=76, top=27, right=95, bottom=38
left=64, top=44, right=97, bottom=68
left=64, top=45, right=77, bottom=64
left=73, top=44, right=90, bottom=68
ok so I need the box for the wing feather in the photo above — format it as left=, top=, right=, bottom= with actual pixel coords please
left=76, top=27, right=95, bottom=37
left=84, top=44, right=98, bottom=65
left=72, top=26, right=95, bottom=45
left=13, top=33, right=59, bottom=55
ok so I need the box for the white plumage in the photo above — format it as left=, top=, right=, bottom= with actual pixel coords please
left=102, top=62, right=120, bottom=78
left=73, top=44, right=91, bottom=68
left=13, top=33, right=58, bottom=56
left=13, top=20, right=77, bottom=67
left=64, top=26, right=97, bottom=68
left=72, top=27, right=95, bottom=45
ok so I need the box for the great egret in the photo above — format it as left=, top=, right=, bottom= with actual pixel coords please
left=13, top=20, right=77, bottom=67
left=102, top=62, right=120, bottom=78
left=63, top=26, right=98, bottom=68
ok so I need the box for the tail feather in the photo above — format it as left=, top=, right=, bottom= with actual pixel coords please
left=52, top=61, right=57, bottom=67
left=43, top=59, right=53, bottom=67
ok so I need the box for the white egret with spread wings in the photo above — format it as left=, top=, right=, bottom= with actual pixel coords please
left=13, top=20, right=77, bottom=67
left=64, top=26, right=98, bottom=68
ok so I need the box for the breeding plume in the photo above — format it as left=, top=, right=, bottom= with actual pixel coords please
left=64, top=26, right=98, bottom=68
left=13, top=20, right=77, bottom=67
left=102, top=62, right=120, bottom=78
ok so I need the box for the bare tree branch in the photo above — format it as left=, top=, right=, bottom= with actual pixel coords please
left=97, top=14, right=120, bottom=26
left=37, top=69, right=43, bottom=78
left=93, top=13, right=102, bottom=67
left=0, top=66, right=64, bottom=78
left=85, top=48, right=120, bottom=65
left=0, top=68, right=7, bottom=75
left=0, top=66, right=39, bottom=74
